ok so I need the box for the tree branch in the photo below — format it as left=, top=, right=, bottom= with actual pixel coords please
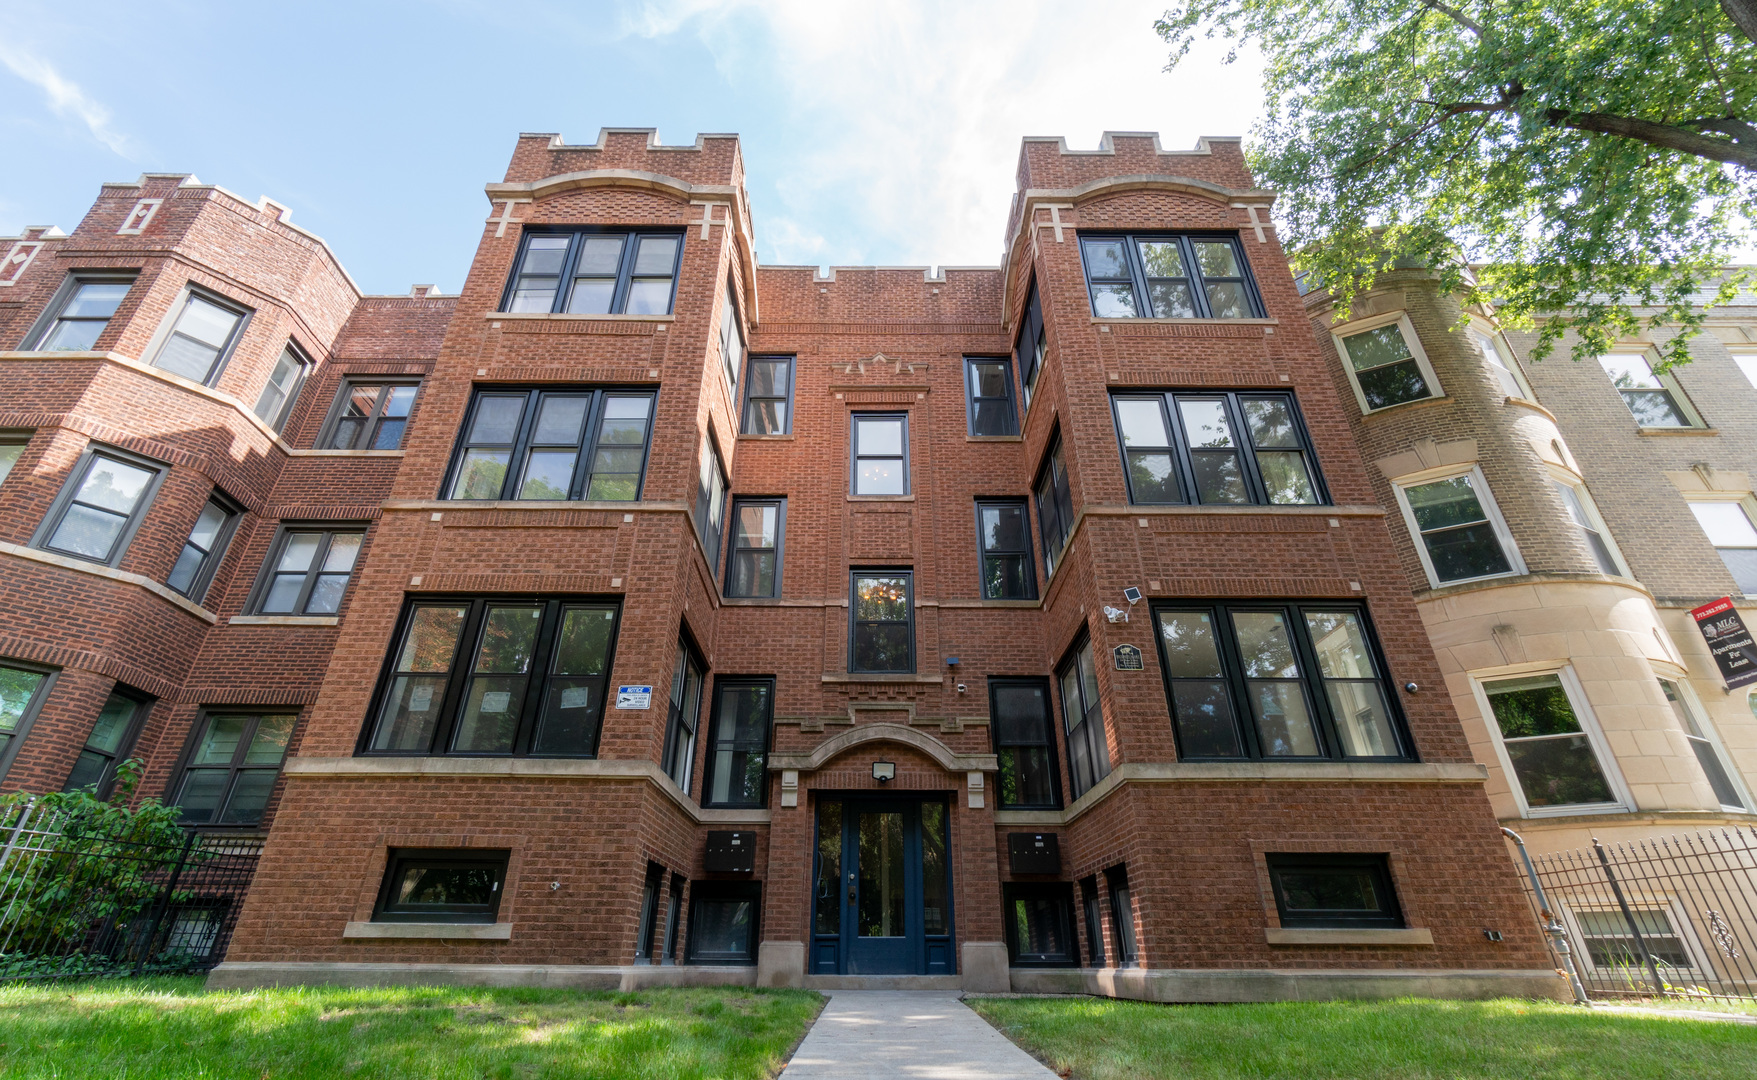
left=1415, top=0, right=1484, bottom=36
left=1723, top=0, right=1757, bottom=44
left=1545, top=108, right=1757, bottom=169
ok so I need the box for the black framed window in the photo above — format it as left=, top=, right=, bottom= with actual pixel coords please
left=1034, top=438, right=1075, bottom=578
left=1152, top=602, right=1411, bottom=762
left=966, top=358, right=1019, bottom=436
left=446, top=388, right=654, bottom=501
left=1080, top=876, right=1106, bottom=966
left=364, top=597, right=620, bottom=757
left=252, top=344, right=310, bottom=432
left=742, top=356, right=794, bottom=435
left=373, top=848, right=509, bottom=924
left=977, top=499, right=1036, bottom=600
left=251, top=527, right=363, bottom=615
left=28, top=275, right=134, bottom=351
left=167, top=496, right=239, bottom=602
left=1267, top=854, right=1403, bottom=929
left=1111, top=392, right=1324, bottom=506
left=663, top=640, right=706, bottom=791
left=151, top=288, right=250, bottom=385
left=725, top=498, right=784, bottom=599
left=0, top=661, right=56, bottom=777
left=0, top=435, right=24, bottom=487
left=1014, top=280, right=1046, bottom=407
left=1003, top=883, right=1078, bottom=967
left=1106, top=865, right=1139, bottom=965
left=63, top=688, right=150, bottom=798
left=704, top=678, right=772, bottom=808
left=720, top=286, right=745, bottom=397
left=1079, top=234, right=1263, bottom=319
left=850, top=571, right=914, bottom=674
left=635, top=862, right=665, bottom=962
left=851, top=413, right=908, bottom=496
left=1058, top=637, right=1111, bottom=798
left=687, top=882, right=760, bottom=964
left=503, top=230, right=681, bottom=315
left=990, top=678, right=1060, bottom=809
left=324, top=381, right=420, bottom=450
left=172, top=712, right=296, bottom=826
left=696, top=438, right=728, bottom=565
left=34, top=447, right=165, bottom=566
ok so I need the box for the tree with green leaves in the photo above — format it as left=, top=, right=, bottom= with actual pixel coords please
left=1158, top=0, right=1756, bottom=366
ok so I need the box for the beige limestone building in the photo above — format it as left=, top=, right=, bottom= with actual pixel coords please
left=1304, top=266, right=1757, bottom=985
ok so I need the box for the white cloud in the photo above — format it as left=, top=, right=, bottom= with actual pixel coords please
left=0, top=41, right=134, bottom=157
left=624, top=0, right=1264, bottom=267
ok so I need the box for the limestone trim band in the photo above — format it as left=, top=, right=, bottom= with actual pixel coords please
left=283, top=756, right=770, bottom=826
left=1008, top=966, right=1568, bottom=1003
left=1265, top=928, right=1434, bottom=946
left=994, top=761, right=1489, bottom=828
left=767, top=722, right=998, bottom=775
left=208, top=961, right=759, bottom=991
left=0, top=540, right=218, bottom=624
left=343, top=922, right=510, bottom=941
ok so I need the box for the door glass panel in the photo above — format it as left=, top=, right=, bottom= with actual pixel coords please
left=815, top=801, right=842, bottom=935
left=857, top=811, right=906, bottom=937
left=921, top=802, right=947, bottom=935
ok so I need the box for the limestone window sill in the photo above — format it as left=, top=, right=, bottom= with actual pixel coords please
left=1636, top=426, right=1717, bottom=437
left=228, top=615, right=340, bottom=627
left=847, top=495, right=915, bottom=502
left=1265, top=928, right=1433, bottom=946
left=485, top=312, right=675, bottom=322
left=966, top=435, right=1023, bottom=443
left=821, top=673, right=945, bottom=685
left=738, top=433, right=797, bottom=441
left=285, top=449, right=407, bottom=458
left=1090, top=316, right=1280, bottom=326
left=343, top=922, right=511, bottom=940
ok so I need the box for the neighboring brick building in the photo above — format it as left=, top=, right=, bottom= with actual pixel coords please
left=1304, top=264, right=1757, bottom=985
left=1, top=130, right=1559, bottom=1000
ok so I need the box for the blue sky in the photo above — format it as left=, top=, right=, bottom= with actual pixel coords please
left=0, top=0, right=1265, bottom=295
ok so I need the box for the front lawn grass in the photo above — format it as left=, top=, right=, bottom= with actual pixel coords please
left=966, top=995, right=1757, bottom=1080
left=0, top=977, right=823, bottom=1079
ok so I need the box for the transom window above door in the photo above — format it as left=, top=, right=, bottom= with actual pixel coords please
left=1079, top=234, right=1264, bottom=319
left=446, top=388, right=655, bottom=502
left=502, top=230, right=682, bottom=315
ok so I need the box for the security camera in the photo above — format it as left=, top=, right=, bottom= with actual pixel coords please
left=956, top=683, right=968, bottom=693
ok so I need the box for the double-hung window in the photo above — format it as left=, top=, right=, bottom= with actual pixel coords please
left=990, top=678, right=1059, bottom=808
left=1152, top=603, right=1410, bottom=761
left=447, top=388, right=655, bottom=501
left=1660, top=679, right=1747, bottom=811
left=1480, top=670, right=1621, bottom=814
left=851, top=414, right=907, bottom=495
left=1599, top=352, right=1700, bottom=428
left=1058, top=638, right=1111, bottom=798
left=1687, top=501, right=1757, bottom=596
left=696, top=438, right=727, bottom=564
left=503, top=230, right=682, bottom=315
left=976, top=499, right=1035, bottom=600
left=850, top=571, right=913, bottom=673
left=252, top=527, right=363, bottom=615
left=252, top=344, right=309, bottom=432
left=663, top=640, right=705, bottom=791
left=173, top=712, right=295, bottom=825
left=1394, top=467, right=1522, bottom=586
left=1079, top=234, right=1262, bottom=319
left=741, top=356, right=793, bottom=434
left=167, top=496, right=239, bottom=602
left=29, top=276, right=133, bottom=351
left=1033, top=438, right=1075, bottom=577
left=1334, top=315, right=1441, bottom=412
left=152, top=288, right=250, bottom=385
left=1014, top=280, right=1046, bottom=406
left=720, top=286, right=745, bottom=398
left=725, top=498, right=784, bottom=599
left=1473, top=326, right=1531, bottom=400
left=1111, top=391, right=1323, bottom=506
left=324, top=381, right=419, bottom=451
left=0, top=661, right=56, bottom=776
left=1552, top=479, right=1623, bottom=576
left=63, top=688, right=150, bottom=798
left=366, top=597, right=620, bottom=757
left=966, top=358, right=1019, bottom=436
left=34, top=447, right=165, bottom=566
left=704, top=677, right=773, bottom=808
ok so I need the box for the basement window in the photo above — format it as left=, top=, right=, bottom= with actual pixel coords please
left=1267, top=854, right=1403, bottom=929
left=373, top=848, right=509, bottom=923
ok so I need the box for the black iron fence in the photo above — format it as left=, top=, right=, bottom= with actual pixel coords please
left=1509, top=826, right=1757, bottom=1006
left=0, top=798, right=261, bottom=980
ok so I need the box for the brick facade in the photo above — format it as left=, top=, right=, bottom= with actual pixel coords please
left=0, top=131, right=1558, bottom=999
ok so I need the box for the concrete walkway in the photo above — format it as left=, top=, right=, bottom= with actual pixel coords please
left=779, top=990, right=1059, bottom=1079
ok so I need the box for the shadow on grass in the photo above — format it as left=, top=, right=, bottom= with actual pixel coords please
left=966, top=995, right=1757, bottom=1080
left=0, top=977, right=823, bottom=1080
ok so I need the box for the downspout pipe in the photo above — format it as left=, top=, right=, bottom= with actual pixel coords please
left=1503, top=826, right=1590, bottom=1005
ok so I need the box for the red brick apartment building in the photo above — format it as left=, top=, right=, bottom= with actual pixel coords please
left=0, top=129, right=1563, bottom=999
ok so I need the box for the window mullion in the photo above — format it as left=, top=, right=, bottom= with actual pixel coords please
left=1125, top=235, right=1153, bottom=317
left=611, top=233, right=639, bottom=315
left=1181, top=238, right=1213, bottom=318
left=430, top=600, right=485, bottom=755
left=551, top=234, right=583, bottom=314
left=1214, top=605, right=1264, bottom=759
left=1289, top=604, right=1344, bottom=760
left=290, top=532, right=332, bottom=615
left=515, top=601, right=561, bottom=754
left=503, top=391, right=543, bottom=500
left=571, top=390, right=604, bottom=500
left=1163, top=394, right=1200, bottom=506
left=1224, top=394, right=1272, bottom=505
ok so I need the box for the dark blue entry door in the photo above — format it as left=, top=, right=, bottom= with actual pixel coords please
left=810, top=798, right=953, bottom=975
